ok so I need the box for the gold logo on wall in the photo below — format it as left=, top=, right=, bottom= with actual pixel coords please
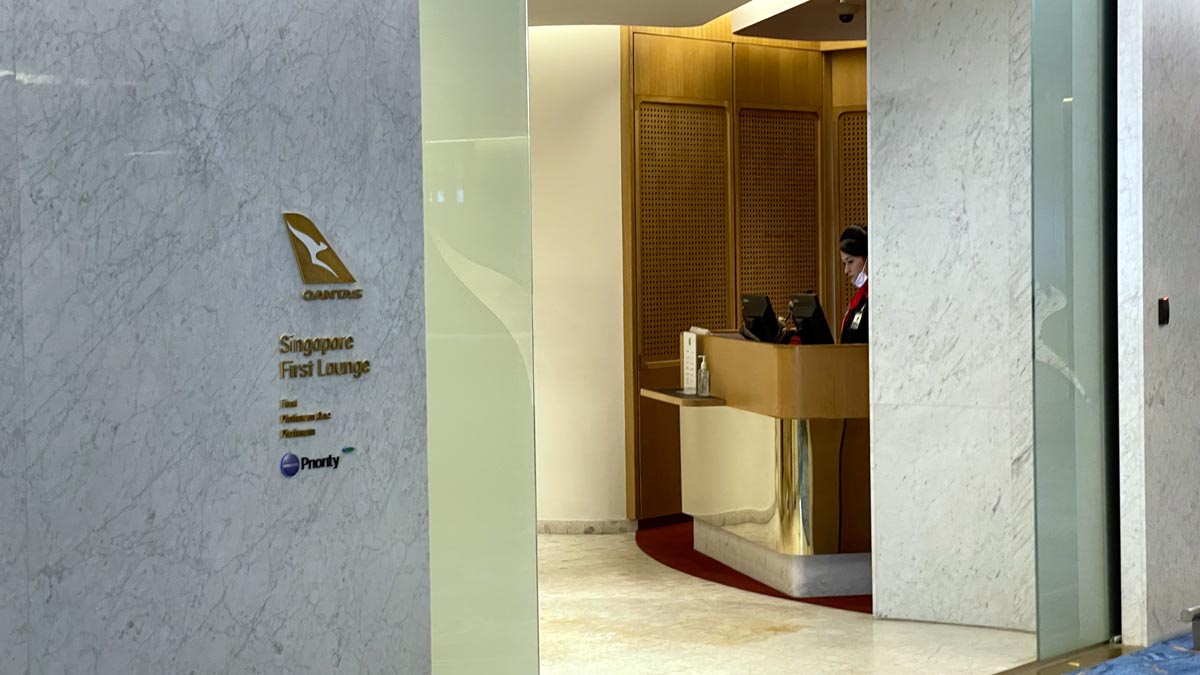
left=283, top=212, right=357, bottom=284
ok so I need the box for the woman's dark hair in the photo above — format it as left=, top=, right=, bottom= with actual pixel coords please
left=839, top=226, right=867, bottom=258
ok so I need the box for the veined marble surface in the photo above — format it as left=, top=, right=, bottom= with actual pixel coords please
left=7, top=0, right=429, bottom=672
left=1138, top=0, right=1200, bottom=646
left=538, top=533, right=1035, bottom=675
left=872, top=404, right=1034, bottom=630
left=0, top=0, right=29, bottom=668
left=1116, top=0, right=1148, bottom=649
left=868, top=1, right=1035, bottom=631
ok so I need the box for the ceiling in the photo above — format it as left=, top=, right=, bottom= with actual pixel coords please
left=526, top=0, right=868, bottom=43
left=528, top=0, right=751, bottom=27
left=732, top=0, right=866, bottom=41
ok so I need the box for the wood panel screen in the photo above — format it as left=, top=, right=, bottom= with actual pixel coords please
left=836, top=110, right=868, bottom=311
left=636, top=102, right=731, bottom=362
left=836, top=110, right=868, bottom=229
left=737, top=108, right=820, bottom=313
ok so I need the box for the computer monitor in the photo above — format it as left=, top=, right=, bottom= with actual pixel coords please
left=741, top=294, right=780, bottom=343
left=788, top=293, right=834, bottom=345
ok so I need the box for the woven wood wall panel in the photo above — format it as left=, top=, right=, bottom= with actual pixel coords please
left=837, top=110, right=868, bottom=229
left=837, top=110, right=868, bottom=313
left=737, top=108, right=820, bottom=315
left=637, top=102, right=730, bottom=361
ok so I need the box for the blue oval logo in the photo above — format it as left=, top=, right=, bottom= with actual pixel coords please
left=280, top=452, right=300, bottom=477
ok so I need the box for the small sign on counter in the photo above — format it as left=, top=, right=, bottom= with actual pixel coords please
left=682, top=331, right=698, bottom=395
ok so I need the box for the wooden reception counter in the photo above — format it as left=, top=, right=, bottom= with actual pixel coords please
left=641, top=333, right=871, bottom=598
left=700, top=335, right=867, bottom=417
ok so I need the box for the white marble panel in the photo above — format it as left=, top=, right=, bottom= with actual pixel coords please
left=1006, top=0, right=1034, bottom=454
left=868, top=0, right=1035, bottom=632
left=1116, top=0, right=1149, bottom=649
left=0, top=0, right=28, bottom=669
left=11, top=0, right=429, bottom=672
left=871, top=404, right=1035, bottom=631
left=1140, top=0, right=1200, bottom=645
left=869, top=6, right=1031, bottom=411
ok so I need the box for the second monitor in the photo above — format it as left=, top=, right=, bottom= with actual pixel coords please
left=788, top=293, right=834, bottom=345
left=741, top=294, right=781, bottom=343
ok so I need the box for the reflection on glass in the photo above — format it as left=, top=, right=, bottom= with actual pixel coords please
left=420, top=0, right=539, bottom=673
left=1031, top=0, right=1117, bottom=659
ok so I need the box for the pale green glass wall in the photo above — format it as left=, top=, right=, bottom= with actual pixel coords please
left=1032, top=0, right=1117, bottom=658
left=420, top=0, right=539, bottom=672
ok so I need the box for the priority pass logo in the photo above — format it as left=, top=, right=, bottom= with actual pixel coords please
left=283, top=212, right=364, bottom=301
left=280, top=453, right=301, bottom=477
left=280, top=448, right=355, bottom=478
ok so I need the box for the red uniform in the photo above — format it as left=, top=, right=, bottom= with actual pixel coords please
left=841, top=281, right=869, bottom=344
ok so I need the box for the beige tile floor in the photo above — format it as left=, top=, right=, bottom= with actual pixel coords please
left=537, top=533, right=1036, bottom=675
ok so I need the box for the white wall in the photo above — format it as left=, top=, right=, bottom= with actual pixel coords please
left=530, top=26, right=629, bottom=525
left=868, top=2, right=1036, bottom=631
left=1118, top=0, right=1200, bottom=647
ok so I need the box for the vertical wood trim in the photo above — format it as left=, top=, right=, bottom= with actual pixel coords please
left=833, top=105, right=869, bottom=317
left=728, top=45, right=740, bottom=324
left=822, top=52, right=838, bottom=331
left=620, top=25, right=638, bottom=519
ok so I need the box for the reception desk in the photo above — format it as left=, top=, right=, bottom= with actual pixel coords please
left=641, top=333, right=871, bottom=598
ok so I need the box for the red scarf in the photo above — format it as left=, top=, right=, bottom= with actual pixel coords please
left=841, top=280, right=868, bottom=335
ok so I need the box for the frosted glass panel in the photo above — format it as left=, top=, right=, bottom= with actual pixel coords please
left=420, top=2, right=539, bottom=673
left=1032, top=0, right=1117, bottom=659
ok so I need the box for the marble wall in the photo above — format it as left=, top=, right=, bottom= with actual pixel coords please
left=3, top=0, right=429, bottom=672
left=0, top=0, right=27, bottom=668
left=868, top=2, right=1036, bottom=631
left=1116, top=0, right=1149, bottom=648
left=1118, top=0, right=1200, bottom=647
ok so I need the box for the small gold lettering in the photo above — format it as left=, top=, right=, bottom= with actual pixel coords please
left=279, top=360, right=315, bottom=379
left=281, top=428, right=317, bottom=439
left=299, top=288, right=364, bottom=301
left=315, top=359, right=372, bottom=379
left=278, top=335, right=356, bottom=357
left=280, top=411, right=334, bottom=424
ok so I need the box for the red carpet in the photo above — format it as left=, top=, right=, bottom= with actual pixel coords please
left=635, top=518, right=872, bottom=614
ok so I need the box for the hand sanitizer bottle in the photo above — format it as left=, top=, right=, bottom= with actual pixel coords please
left=697, top=355, right=710, bottom=397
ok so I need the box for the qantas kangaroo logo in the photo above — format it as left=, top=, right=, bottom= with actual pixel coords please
left=283, top=212, right=356, bottom=284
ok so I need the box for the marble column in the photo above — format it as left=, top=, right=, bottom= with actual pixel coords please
left=1118, top=0, right=1200, bottom=648
left=0, top=0, right=27, bottom=667
left=868, top=1, right=1036, bottom=631
left=4, top=0, right=429, bottom=672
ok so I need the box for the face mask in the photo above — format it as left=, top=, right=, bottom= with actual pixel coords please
left=853, top=271, right=868, bottom=288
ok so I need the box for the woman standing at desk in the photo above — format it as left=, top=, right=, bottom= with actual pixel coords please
left=838, top=226, right=869, bottom=344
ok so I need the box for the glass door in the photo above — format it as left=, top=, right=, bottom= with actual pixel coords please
left=1031, top=0, right=1118, bottom=659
